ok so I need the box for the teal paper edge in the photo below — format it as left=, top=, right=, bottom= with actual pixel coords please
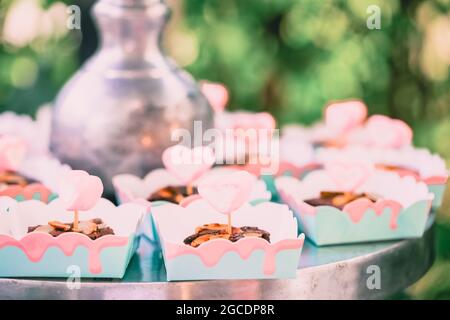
left=0, top=234, right=137, bottom=278
left=429, top=184, right=446, bottom=209
left=261, top=175, right=278, bottom=202
left=14, top=192, right=58, bottom=203
left=130, top=197, right=271, bottom=244
left=163, top=247, right=302, bottom=281
left=294, top=200, right=430, bottom=246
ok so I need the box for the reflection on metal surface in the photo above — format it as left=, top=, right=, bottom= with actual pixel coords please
left=50, top=0, right=213, bottom=195
left=0, top=214, right=435, bottom=300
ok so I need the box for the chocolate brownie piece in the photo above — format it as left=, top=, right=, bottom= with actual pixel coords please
left=183, top=223, right=270, bottom=247
left=28, top=218, right=115, bottom=240
left=0, top=170, right=37, bottom=187
left=147, top=185, right=198, bottom=204
left=304, top=191, right=377, bottom=210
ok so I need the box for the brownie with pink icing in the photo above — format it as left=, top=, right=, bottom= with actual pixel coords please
left=374, top=164, right=420, bottom=179
left=183, top=223, right=270, bottom=248
left=304, top=191, right=378, bottom=210
left=28, top=218, right=114, bottom=240
left=147, top=185, right=199, bottom=204
left=0, top=170, right=37, bottom=190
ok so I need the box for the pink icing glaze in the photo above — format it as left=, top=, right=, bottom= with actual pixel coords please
left=279, top=186, right=408, bottom=230
left=0, top=183, right=53, bottom=203
left=376, top=166, right=448, bottom=185
left=179, top=194, right=202, bottom=207
left=343, top=198, right=403, bottom=229
left=165, top=237, right=303, bottom=276
left=277, top=162, right=321, bottom=177
left=424, top=176, right=448, bottom=185
left=0, top=233, right=129, bottom=274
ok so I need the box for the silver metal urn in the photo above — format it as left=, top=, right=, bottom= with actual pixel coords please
left=50, top=0, right=213, bottom=196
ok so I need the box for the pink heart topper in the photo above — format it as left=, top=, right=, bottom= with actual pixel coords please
left=365, top=115, right=412, bottom=148
left=325, top=161, right=373, bottom=192
left=198, top=170, right=255, bottom=214
left=325, top=100, right=368, bottom=133
left=200, top=81, right=229, bottom=113
left=162, top=145, right=215, bottom=185
left=57, top=170, right=104, bottom=211
left=0, top=135, right=27, bottom=172
left=231, top=112, right=276, bottom=131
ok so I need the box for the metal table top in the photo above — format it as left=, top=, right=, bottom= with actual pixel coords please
left=0, top=215, right=435, bottom=300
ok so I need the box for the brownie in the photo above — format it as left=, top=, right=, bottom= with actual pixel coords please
left=28, top=218, right=115, bottom=240
left=375, top=163, right=420, bottom=176
left=0, top=170, right=37, bottom=187
left=304, top=191, right=377, bottom=210
left=183, top=223, right=270, bottom=247
left=147, top=185, right=198, bottom=204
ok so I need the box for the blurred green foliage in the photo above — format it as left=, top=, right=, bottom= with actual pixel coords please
left=1, top=0, right=450, bottom=299
left=0, top=0, right=79, bottom=115
left=167, top=0, right=450, bottom=157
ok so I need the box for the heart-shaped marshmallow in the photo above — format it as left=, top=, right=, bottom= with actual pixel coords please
left=162, top=145, right=215, bottom=185
left=0, top=135, right=27, bottom=172
left=325, top=161, right=373, bottom=192
left=198, top=170, right=255, bottom=214
left=364, top=115, right=412, bottom=148
left=231, top=112, right=276, bottom=131
left=325, top=100, right=368, bottom=133
left=57, top=170, right=104, bottom=211
left=200, top=81, right=229, bottom=113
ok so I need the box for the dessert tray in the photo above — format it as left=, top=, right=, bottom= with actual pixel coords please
left=0, top=213, right=435, bottom=300
left=0, top=100, right=443, bottom=299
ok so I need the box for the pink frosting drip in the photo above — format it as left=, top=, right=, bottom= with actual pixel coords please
left=0, top=183, right=52, bottom=203
left=0, top=233, right=129, bottom=274
left=424, top=175, right=448, bottom=185
left=280, top=189, right=407, bottom=230
left=277, top=162, right=321, bottom=177
left=165, top=237, right=304, bottom=275
left=343, top=198, right=403, bottom=229
left=377, top=166, right=448, bottom=185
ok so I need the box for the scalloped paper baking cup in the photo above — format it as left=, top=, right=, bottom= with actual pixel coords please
left=0, top=183, right=57, bottom=203
left=152, top=200, right=304, bottom=281
left=275, top=171, right=434, bottom=246
left=1, top=154, right=72, bottom=204
left=316, top=146, right=448, bottom=209
left=113, top=167, right=272, bottom=242
left=0, top=197, right=144, bottom=278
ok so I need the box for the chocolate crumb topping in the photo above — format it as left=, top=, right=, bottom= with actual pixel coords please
left=147, top=185, right=198, bottom=204
left=27, top=218, right=114, bottom=240
left=304, top=191, right=378, bottom=210
left=183, top=223, right=270, bottom=247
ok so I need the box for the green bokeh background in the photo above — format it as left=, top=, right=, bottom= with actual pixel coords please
left=1, top=0, right=449, bottom=298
